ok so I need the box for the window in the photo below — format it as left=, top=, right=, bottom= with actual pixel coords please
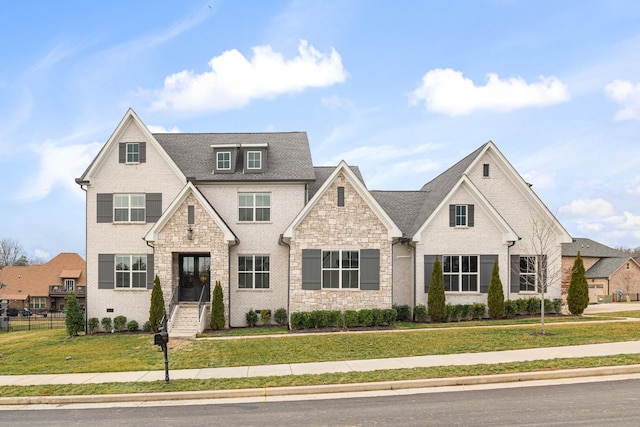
left=217, top=151, right=231, bottom=170
left=455, top=205, right=467, bottom=226
left=247, top=151, right=262, bottom=169
left=443, top=255, right=478, bottom=292
left=30, top=297, right=46, bottom=309
left=519, top=256, right=537, bottom=292
left=115, top=255, right=147, bottom=288
left=64, top=279, right=75, bottom=292
left=238, top=193, right=270, bottom=221
left=337, top=187, right=345, bottom=207
left=322, top=250, right=359, bottom=289
left=238, top=255, right=270, bottom=289
left=483, top=163, right=490, bottom=177
left=126, top=143, right=139, bottom=163
left=114, top=194, right=145, bottom=222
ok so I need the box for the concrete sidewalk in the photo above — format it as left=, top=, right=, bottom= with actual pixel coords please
left=3, top=340, right=640, bottom=387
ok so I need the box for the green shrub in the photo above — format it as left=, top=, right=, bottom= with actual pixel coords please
left=148, top=275, right=165, bottom=333
left=113, top=315, right=127, bottom=332
left=310, top=310, right=328, bottom=328
left=461, top=304, right=472, bottom=321
left=290, top=312, right=305, bottom=329
left=142, top=321, right=152, bottom=332
left=245, top=309, right=258, bottom=327
left=274, top=308, right=288, bottom=326
left=302, top=312, right=314, bottom=329
left=504, top=300, right=518, bottom=318
left=516, top=298, right=529, bottom=314
left=65, top=292, right=85, bottom=337
left=543, top=298, right=554, bottom=314
left=88, top=317, right=100, bottom=334
left=427, top=257, right=447, bottom=322
left=382, top=308, right=397, bottom=326
left=210, top=280, right=225, bottom=330
left=552, top=298, right=562, bottom=314
left=393, top=304, right=412, bottom=322
left=446, top=304, right=456, bottom=322
left=327, top=310, right=342, bottom=328
left=358, top=309, right=374, bottom=327
left=371, top=308, right=384, bottom=326
left=527, top=297, right=541, bottom=314
left=101, top=317, right=112, bottom=332
left=568, top=252, right=589, bottom=315
left=343, top=310, right=359, bottom=328
left=414, top=304, right=427, bottom=322
left=260, top=309, right=272, bottom=326
left=126, top=320, right=139, bottom=332
left=487, top=260, right=505, bottom=319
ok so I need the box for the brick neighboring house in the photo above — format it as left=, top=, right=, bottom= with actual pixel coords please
left=0, top=253, right=86, bottom=314
left=76, top=109, right=571, bottom=335
left=562, top=238, right=640, bottom=303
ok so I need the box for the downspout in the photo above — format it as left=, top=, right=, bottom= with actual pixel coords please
left=80, top=184, right=88, bottom=334
left=228, top=238, right=240, bottom=327
left=278, top=234, right=291, bottom=327
left=409, top=240, right=417, bottom=311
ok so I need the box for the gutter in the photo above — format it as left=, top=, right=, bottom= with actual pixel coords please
left=227, top=238, right=240, bottom=327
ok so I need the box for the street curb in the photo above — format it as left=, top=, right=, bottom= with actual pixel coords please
left=2, top=364, right=640, bottom=406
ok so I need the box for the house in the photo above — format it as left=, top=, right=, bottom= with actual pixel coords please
left=562, top=238, right=640, bottom=303
left=0, top=253, right=86, bottom=314
left=76, top=109, right=571, bottom=336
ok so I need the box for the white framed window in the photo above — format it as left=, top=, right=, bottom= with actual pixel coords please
left=126, top=143, right=139, bottom=163
left=238, top=255, right=270, bottom=289
left=519, top=256, right=537, bottom=292
left=217, top=151, right=231, bottom=170
left=247, top=151, right=262, bottom=169
left=30, top=297, right=46, bottom=309
left=114, top=194, right=145, bottom=222
left=455, top=205, right=467, bottom=226
left=238, top=193, right=270, bottom=222
left=322, top=250, right=359, bottom=289
left=115, top=255, right=147, bottom=288
left=64, top=279, right=75, bottom=292
left=443, top=255, right=478, bottom=292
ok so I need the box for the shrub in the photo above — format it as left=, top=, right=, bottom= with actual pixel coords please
left=393, top=304, right=412, bottom=322
left=88, top=317, right=100, bottom=334
left=101, top=317, right=112, bottom=332
left=358, top=309, right=374, bottom=327
left=126, top=320, right=139, bottom=332
left=487, top=260, right=505, bottom=319
left=414, top=304, right=427, bottom=322
left=302, top=312, right=314, bottom=329
left=552, top=298, right=562, bottom=314
left=371, top=308, right=384, bottom=326
left=471, top=303, right=486, bottom=320
left=504, top=300, right=518, bottom=318
left=142, top=321, right=152, bottom=332
left=245, top=309, right=258, bottom=327
left=516, top=298, right=529, bottom=315
left=113, top=315, right=127, bottom=331
left=567, top=252, right=589, bottom=315
left=460, top=304, right=472, bottom=321
left=382, top=308, right=397, bottom=326
left=148, top=275, right=165, bottom=333
left=343, top=310, right=359, bottom=328
left=274, top=308, right=288, bottom=326
left=543, top=298, right=554, bottom=314
left=446, top=304, right=456, bottom=322
left=210, top=280, right=225, bottom=330
left=290, top=312, right=305, bottom=329
left=310, top=310, right=328, bottom=328
left=260, top=309, right=272, bottom=326
left=327, top=310, right=342, bottom=328
left=427, top=257, right=447, bottom=322
left=527, top=297, right=541, bottom=314
left=65, top=292, right=85, bottom=337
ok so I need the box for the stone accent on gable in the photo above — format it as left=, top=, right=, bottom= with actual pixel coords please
left=289, top=173, right=393, bottom=313
left=154, top=193, right=230, bottom=327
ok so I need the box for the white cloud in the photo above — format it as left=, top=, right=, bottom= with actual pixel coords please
left=604, top=79, right=640, bottom=121
left=33, top=249, right=51, bottom=261
left=522, top=170, right=556, bottom=189
left=559, top=198, right=615, bottom=218
left=17, top=141, right=102, bottom=201
left=147, top=124, right=181, bottom=133
left=410, top=68, right=570, bottom=116
left=150, top=40, right=347, bottom=113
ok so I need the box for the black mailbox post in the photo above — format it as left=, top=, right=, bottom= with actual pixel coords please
left=154, top=321, right=170, bottom=384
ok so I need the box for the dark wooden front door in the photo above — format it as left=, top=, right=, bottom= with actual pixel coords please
left=179, top=254, right=211, bottom=302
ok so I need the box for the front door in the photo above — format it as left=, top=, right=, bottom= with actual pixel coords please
left=179, top=254, right=211, bottom=302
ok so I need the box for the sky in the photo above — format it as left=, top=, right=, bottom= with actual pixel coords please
left=1, top=0, right=639, bottom=262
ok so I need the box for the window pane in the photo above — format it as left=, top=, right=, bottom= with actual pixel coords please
left=256, top=207, right=270, bottom=221
left=130, top=194, right=145, bottom=207
left=255, top=273, right=269, bottom=289
left=255, top=194, right=270, bottom=207
left=132, top=256, right=146, bottom=272
left=451, top=256, right=460, bottom=272
left=116, top=256, right=130, bottom=271
left=131, top=208, right=145, bottom=222
left=239, top=207, right=253, bottom=221
left=127, top=143, right=139, bottom=162
left=116, top=272, right=130, bottom=288
left=114, top=195, right=129, bottom=208
left=114, top=209, right=129, bottom=222
left=239, top=272, right=252, bottom=288
left=238, top=194, right=253, bottom=207
left=238, top=256, right=252, bottom=272
left=323, top=270, right=339, bottom=288
left=443, top=256, right=451, bottom=273
left=131, top=272, right=146, bottom=288
left=248, top=151, right=261, bottom=169
left=342, top=270, right=359, bottom=288
left=462, top=275, right=478, bottom=292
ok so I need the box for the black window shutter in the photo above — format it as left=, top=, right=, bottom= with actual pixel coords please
left=468, top=204, right=474, bottom=227
left=360, top=249, right=380, bottom=290
left=146, top=193, right=162, bottom=222
left=302, top=249, right=321, bottom=290
left=97, top=194, right=113, bottom=223
left=139, top=142, right=146, bottom=163
left=424, top=255, right=435, bottom=293
left=510, top=255, right=520, bottom=294
left=146, top=254, right=154, bottom=289
left=337, top=187, right=345, bottom=207
left=119, top=143, right=126, bottom=163
left=479, top=255, right=497, bottom=293
left=188, top=205, right=195, bottom=224
left=449, top=205, right=456, bottom=227
left=98, top=254, right=115, bottom=289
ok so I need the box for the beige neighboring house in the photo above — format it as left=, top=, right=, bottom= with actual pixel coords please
left=0, top=253, right=86, bottom=314
left=76, top=109, right=571, bottom=336
left=562, top=238, right=640, bottom=303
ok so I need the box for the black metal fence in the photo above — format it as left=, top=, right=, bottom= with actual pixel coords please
left=0, top=311, right=66, bottom=333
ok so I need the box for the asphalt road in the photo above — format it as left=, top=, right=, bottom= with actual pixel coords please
left=3, top=376, right=640, bottom=426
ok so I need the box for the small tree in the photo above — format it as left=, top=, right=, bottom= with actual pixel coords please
left=65, top=291, right=85, bottom=337
left=148, top=275, right=165, bottom=332
left=487, top=260, right=505, bottom=319
left=567, top=251, right=589, bottom=315
left=210, top=280, right=225, bottom=330
left=427, top=256, right=447, bottom=322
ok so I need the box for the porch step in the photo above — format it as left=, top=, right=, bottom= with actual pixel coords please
left=168, top=304, right=203, bottom=339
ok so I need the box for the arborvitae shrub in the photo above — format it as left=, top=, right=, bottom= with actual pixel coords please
left=148, top=275, right=165, bottom=333
left=88, top=317, right=99, bottom=334
left=427, top=257, right=447, bottom=322
left=487, top=260, right=505, bottom=319
left=65, top=292, right=85, bottom=337
left=210, top=281, right=225, bottom=330
left=567, top=252, right=590, bottom=315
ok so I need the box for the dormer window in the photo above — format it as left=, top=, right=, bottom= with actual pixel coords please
left=247, top=151, right=262, bottom=169
left=217, top=151, right=231, bottom=170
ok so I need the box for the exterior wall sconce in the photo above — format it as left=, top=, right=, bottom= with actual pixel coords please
left=188, top=226, right=193, bottom=240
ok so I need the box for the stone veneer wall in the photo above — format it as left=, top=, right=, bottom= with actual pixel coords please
left=289, top=173, right=393, bottom=313
left=154, top=193, right=230, bottom=327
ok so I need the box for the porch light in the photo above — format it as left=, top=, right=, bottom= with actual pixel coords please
left=188, top=226, right=193, bottom=240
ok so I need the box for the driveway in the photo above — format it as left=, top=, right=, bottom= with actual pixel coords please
left=583, top=302, right=640, bottom=314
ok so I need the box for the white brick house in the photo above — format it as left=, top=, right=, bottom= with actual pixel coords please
left=76, top=109, right=571, bottom=334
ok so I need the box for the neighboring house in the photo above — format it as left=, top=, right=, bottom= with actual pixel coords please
left=0, top=253, right=86, bottom=314
left=562, top=238, right=640, bottom=303
left=76, top=109, right=571, bottom=335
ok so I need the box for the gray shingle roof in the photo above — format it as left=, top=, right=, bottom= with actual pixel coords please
left=308, top=166, right=365, bottom=200
left=153, top=132, right=316, bottom=182
left=371, top=191, right=428, bottom=237
left=562, top=238, right=627, bottom=257
left=585, top=257, right=628, bottom=279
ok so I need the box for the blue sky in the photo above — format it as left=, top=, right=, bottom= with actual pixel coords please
left=1, top=0, right=639, bottom=261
